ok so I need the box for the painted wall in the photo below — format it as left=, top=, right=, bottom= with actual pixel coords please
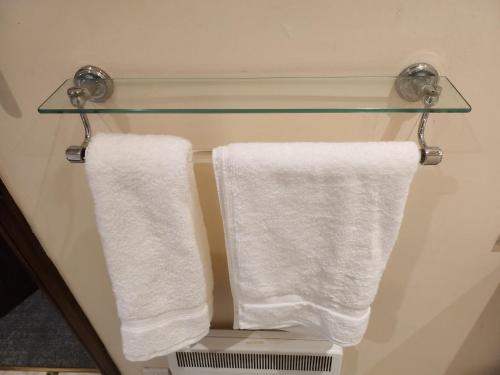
left=1, top=1, right=499, bottom=374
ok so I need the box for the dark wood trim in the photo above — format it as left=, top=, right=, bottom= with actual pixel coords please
left=0, top=178, right=121, bottom=375
left=0, top=233, right=38, bottom=317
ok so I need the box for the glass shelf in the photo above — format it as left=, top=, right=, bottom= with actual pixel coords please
left=38, top=76, right=470, bottom=114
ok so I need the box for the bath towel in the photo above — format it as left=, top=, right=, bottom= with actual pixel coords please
left=213, top=142, right=418, bottom=345
left=85, top=133, right=213, bottom=361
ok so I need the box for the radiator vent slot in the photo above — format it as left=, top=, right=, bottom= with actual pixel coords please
left=175, top=351, right=333, bottom=372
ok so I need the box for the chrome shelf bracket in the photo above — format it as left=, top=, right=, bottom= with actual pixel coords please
left=65, top=65, right=113, bottom=162
left=417, top=111, right=443, bottom=165
left=395, top=62, right=443, bottom=165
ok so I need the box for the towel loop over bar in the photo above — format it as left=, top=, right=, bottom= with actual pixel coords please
left=63, top=63, right=447, bottom=165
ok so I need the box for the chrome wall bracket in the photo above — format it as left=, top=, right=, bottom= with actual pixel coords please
left=417, top=111, right=443, bottom=165
left=65, top=113, right=92, bottom=162
left=65, top=66, right=113, bottom=162
left=395, top=62, right=443, bottom=165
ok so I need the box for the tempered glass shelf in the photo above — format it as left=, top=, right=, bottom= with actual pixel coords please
left=38, top=76, right=470, bottom=114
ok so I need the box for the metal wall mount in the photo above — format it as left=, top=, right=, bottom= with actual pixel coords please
left=65, top=66, right=113, bottom=162
left=395, top=62, right=443, bottom=165
left=65, top=63, right=444, bottom=165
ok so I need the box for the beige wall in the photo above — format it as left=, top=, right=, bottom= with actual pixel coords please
left=1, top=0, right=500, bottom=374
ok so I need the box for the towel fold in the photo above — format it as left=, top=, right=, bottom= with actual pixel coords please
left=85, top=133, right=213, bottom=361
left=213, top=142, right=419, bottom=346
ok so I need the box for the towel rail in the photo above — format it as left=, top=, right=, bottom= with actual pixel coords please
left=39, top=63, right=470, bottom=165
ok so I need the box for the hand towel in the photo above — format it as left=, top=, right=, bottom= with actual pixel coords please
left=85, top=133, right=213, bottom=361
left=213, top=142, right=419, bottom=346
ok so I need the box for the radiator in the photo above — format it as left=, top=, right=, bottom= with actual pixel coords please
left=167, top=329, right=343, bottom=375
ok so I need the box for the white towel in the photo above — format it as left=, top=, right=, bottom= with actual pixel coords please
left=213, top=142, right=419, bottom=346
left=85, top=133, right=213, bottom=361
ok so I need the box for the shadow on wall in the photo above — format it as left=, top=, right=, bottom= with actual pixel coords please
left=342, top=346, right=359, bottom=375
left=0, top=70, right=22, bottom=118
left=343, top=160, right=459, bottom=375
left=194, top=162, right=234, bottom=328
left=444, top=282, right=500, bottom=375
left=366, top=266, right=500, bottom=375
left=365, top=153, right=459, bottom=343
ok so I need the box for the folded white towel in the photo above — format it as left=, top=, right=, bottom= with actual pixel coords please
left=213, top=142, right=419, bottom=346
left=85, top=133, right=213, bottom=361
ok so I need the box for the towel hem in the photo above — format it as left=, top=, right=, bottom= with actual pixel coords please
left=121, top=303, right=211, bottom=361
left=236, top=300, right=370, bottom=346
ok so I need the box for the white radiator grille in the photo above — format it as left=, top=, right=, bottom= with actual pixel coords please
left=175, top=352, right=333, bottom=372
